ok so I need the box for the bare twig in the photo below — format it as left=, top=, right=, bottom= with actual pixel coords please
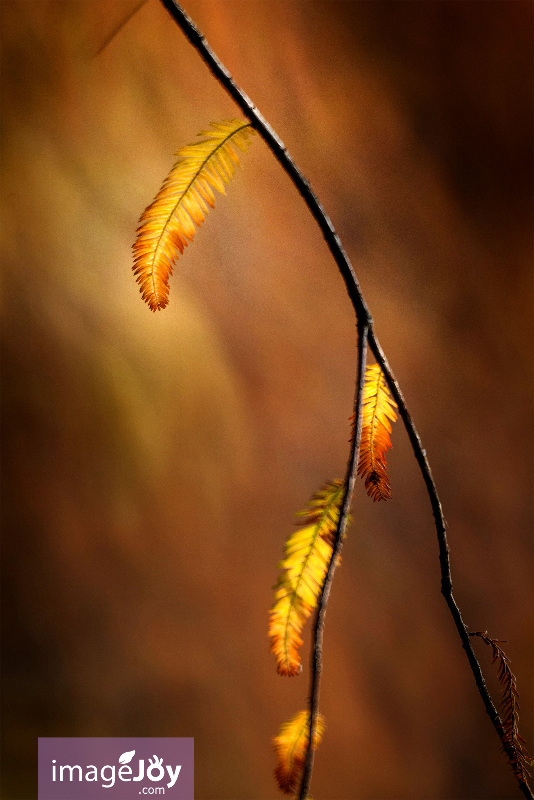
left=298, top=321, right=369, bottom=800
left=155, top=1, right=533, bottom=797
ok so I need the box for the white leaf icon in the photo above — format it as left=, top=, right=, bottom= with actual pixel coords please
left=119, top=750, right=135, bottom=764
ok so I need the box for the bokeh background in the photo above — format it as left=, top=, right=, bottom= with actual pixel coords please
left=1, top=1, right=532, bottom=798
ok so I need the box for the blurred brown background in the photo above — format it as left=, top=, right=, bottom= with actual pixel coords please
left=1, top=1, right=532, bottom=798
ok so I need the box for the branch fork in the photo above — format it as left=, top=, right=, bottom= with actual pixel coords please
left=140, top=3, right=534, bottom=797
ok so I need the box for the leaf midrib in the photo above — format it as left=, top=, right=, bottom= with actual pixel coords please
left=148, top=122, right=252, bottom=304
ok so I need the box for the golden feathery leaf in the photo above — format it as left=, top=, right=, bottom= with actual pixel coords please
left=273, top=710, right=325, bottom=795
left=357, top=363, right=398, bottom=501
left=269, top=480, right=345, bottom=676
left=133, top=119, right=255, bottom=311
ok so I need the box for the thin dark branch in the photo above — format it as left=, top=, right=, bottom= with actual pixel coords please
left=158, top=0, right=371, bottom=330
left=366, top=335, right=533, bottom=800
left=156, top=2, right=533, bottom=798
left=298, top=322, right=369, bottom=800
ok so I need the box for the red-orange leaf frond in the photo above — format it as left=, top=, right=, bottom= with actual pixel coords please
left=269, top=480, right=345, bottom=676
left=132, top=120, right=255, bottom=311
left=273, top=710, right=325, bottom=795
left=357, top=363, right=398, bottom=501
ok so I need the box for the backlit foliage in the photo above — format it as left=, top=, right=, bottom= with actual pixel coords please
left=357, top=363, right=398, bottom=501
left=269, top=480, right=345, bottom=676
left=133, top=119, right=255, bottom=310
left=273, top=710, right=325, bottom=795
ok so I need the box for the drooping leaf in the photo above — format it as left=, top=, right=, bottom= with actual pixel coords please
left=470, top=632, right=532, bottom=783
left=357, top=363, right=398, bottom=501
left=133, top=119, right=255, bottom=311
left=273, top=710, right=325, bottom=795
left=269, top=480, right=345, bottom=676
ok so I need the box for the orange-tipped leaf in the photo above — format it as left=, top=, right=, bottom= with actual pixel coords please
left=357, top=363, right=398, bottom=501
left=133, top=120, right=255, bottom=311
left=273, top=710, right=325, bottom=795
left=269, top=481, right=345, bottom=676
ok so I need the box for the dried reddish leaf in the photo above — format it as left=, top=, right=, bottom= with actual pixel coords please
left=357, top=363, right=398, bottom=501
left=470, top=631, right=532, bottom=784
left=133, top=120, right=255, bottom=310
left=273, top=710, right=325, bottom=795
left=269, top=481, right=345, bottom=676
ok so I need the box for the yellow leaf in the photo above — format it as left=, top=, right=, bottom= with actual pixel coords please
left=132, top=119, right=255, bottom=310
left=269, top=481, right=345, bottom=676
left=357, top=363, right=397, bottom=501
left=273, top=710, right=325, bottom=795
